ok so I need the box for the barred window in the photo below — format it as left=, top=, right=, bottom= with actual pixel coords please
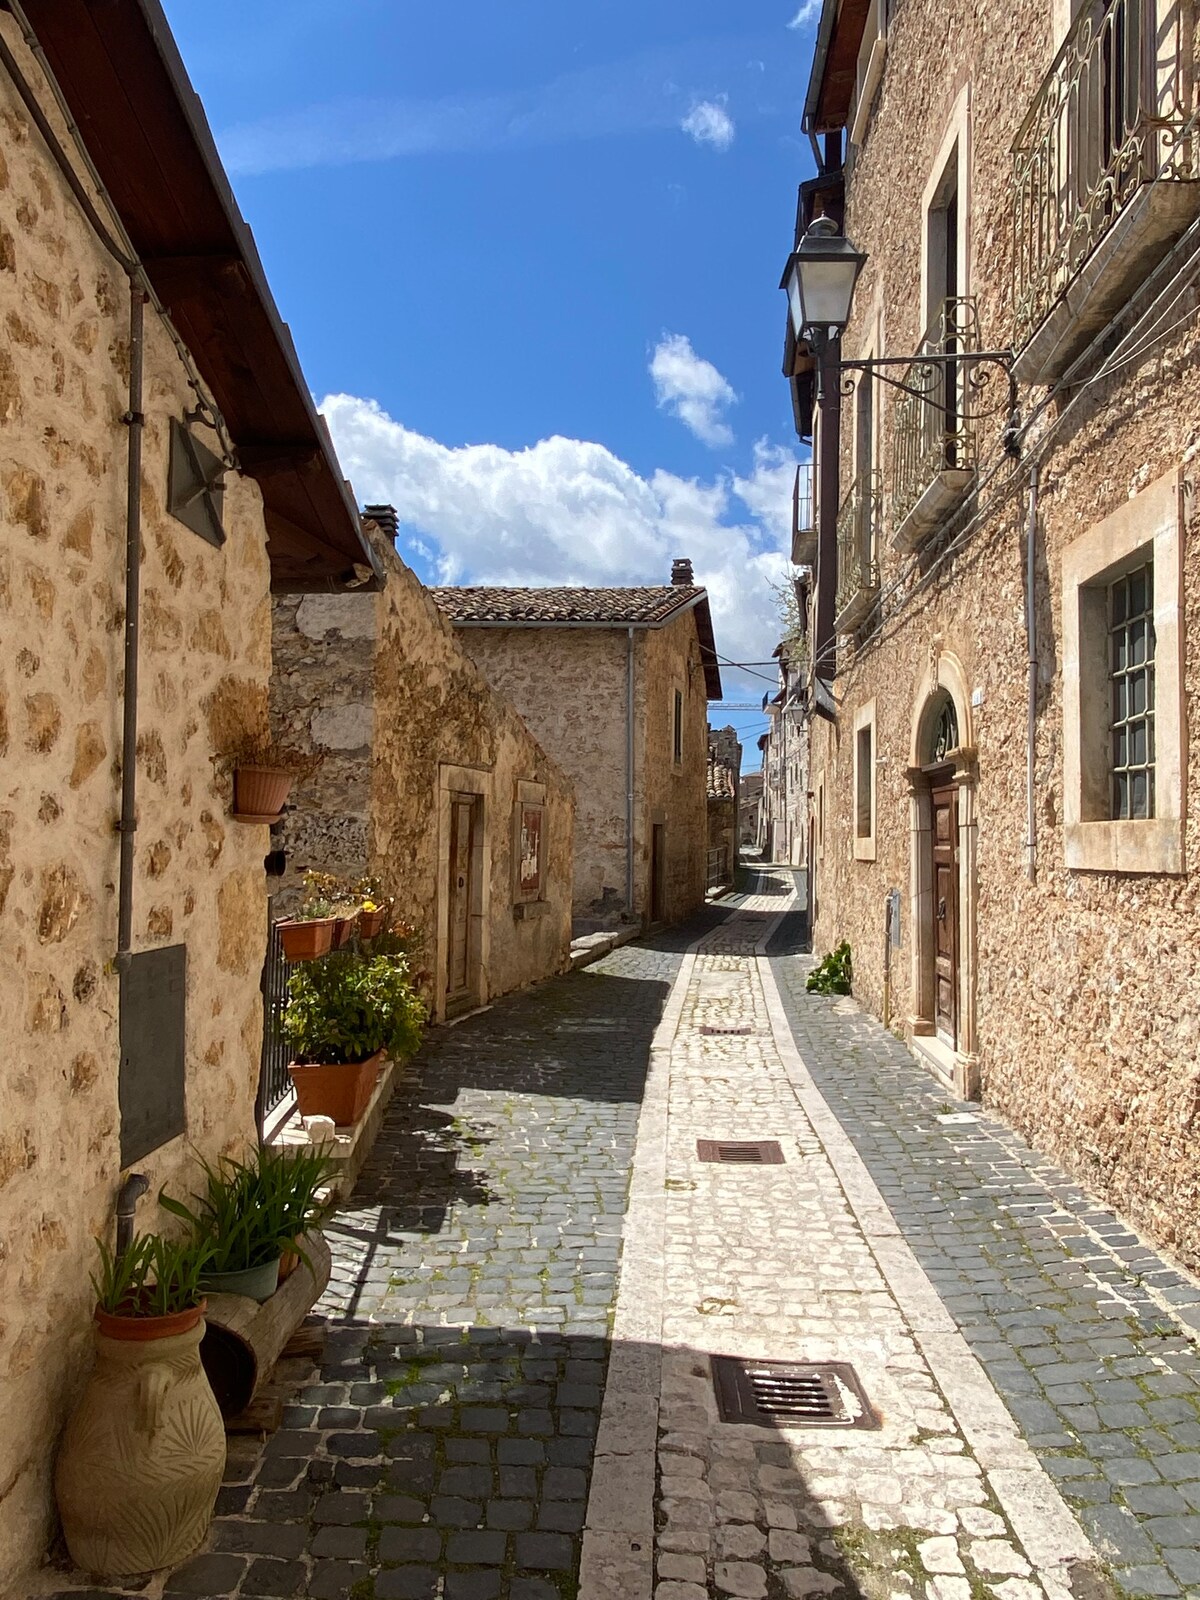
left=1110, top=563, right=1155, bottom=820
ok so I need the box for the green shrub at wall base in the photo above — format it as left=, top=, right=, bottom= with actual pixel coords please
left=282, top=947, right=426, bottom=1066
left=806, top=941, right=853, bottom=995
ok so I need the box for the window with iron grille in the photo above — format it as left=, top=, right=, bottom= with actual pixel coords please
left=673, top=689, right=683, bottom=765
left=1109, top=563, right=1155, bottom=820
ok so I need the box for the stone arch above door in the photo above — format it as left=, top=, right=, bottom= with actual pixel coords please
left=909, top=649, right=974, bottom=768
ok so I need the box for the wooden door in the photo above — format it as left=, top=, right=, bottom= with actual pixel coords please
left=446, top=794, right=476, bottom=1007
left=651, top=824, right=666, bottom=922
left=931, top=782, right=959, bottom=1045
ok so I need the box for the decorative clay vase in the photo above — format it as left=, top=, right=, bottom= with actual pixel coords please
left=55, top=1314, right=226, bottom=1578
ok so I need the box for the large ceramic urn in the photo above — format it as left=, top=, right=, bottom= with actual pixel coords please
left=56, top=1308, right=226, bottom=1577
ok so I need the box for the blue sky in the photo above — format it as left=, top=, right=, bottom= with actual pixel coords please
left=163, top=0, right=821, bottom=765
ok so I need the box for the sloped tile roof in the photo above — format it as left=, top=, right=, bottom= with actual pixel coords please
left=430, top=584, right=723, bottom=698
left=429, top=585, right=705, bottom=625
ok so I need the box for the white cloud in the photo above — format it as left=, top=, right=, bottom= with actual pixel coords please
left=680, top=98, right=735, bottom=152
left=319, top=393, right=795, bottom=698
left=786, top=1, right=822, bottom=28
left=649, top=333, right=738, bottom=448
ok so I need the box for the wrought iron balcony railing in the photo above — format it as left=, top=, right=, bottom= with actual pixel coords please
left=834, top=468, right=881, bottom=633
left=891, top=297, right=980, bottom=549
left=791, top=462, right=817, bottom=566
left=1012, top=0, right=1197, bottom=360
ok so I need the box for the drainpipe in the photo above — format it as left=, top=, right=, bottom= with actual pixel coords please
left=115, top=1172, right=149, bottom=1260
left=116, top=280, right=146, bottom=963
left=625, top=626, right=635, bottom=916
left=1024, top=467, right=1040, bottom=885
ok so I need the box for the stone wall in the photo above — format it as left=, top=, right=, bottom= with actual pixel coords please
left=451, top=626, right=632, bottom=922
left=808, top=0, right=1200, bottom=1265
left=0, top=27, right=273, bottom=1584
left=637, top=611, right=709, bottom=924
left=454, top=609, right=710, bottom=928
left=271, top=540, right=574, bottom=1016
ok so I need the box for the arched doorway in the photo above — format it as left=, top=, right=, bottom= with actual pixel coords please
left=907, top=656, right=979, bottom=1099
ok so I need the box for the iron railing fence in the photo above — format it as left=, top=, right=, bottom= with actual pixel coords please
left=257, top=916, right=295, bottom=1133
left=891, top=297, right=981, bottom=533
left=1012, top=0, right=1195, bottom=348
left=834, top=468, right=882, bottom=628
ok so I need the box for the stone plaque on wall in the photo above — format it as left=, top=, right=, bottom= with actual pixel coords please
left=119, top=944, right=187, bottom=1165
left=518, top=804, right=544, bottom=901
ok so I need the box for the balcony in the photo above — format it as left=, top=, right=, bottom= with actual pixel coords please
left=1012, top=0, right=1199, bottom=384
left=834, top=469, right=881, bottom=634
left=791, top=462, right=817, bottom=567
left=891, top=298, right=980, bottom=551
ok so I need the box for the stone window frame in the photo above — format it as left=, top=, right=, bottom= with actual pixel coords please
left=513, top=778, right=549, bottom=916
left=920, top=85, right=972, bottom=329
left=815, top=772, right=826, bottom=860
left=1061, top=467, right=1186, bottom=875
left=853, top=699, right=878, bottom=862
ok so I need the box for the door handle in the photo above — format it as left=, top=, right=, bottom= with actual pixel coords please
left=458, top=876, right=466, bottom=889
left=937, top=897, right=946, bottom=921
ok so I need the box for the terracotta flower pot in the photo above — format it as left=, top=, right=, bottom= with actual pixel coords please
left=57, top=1314, right=225, bottom=1576
left=331, top=913, right=358, bottom=949
left=232, top=765, right=294, bottom=823
left=289, top=1050, right=384, bottom=1127
left=357, top=907, right=387, bottom=939
left=278, top=917, right=336, bottom=962
left=94, top=1298, right=207, bottom=1342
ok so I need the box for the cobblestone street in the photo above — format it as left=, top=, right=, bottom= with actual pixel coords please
left=39, top=870, right=1200, bottom=1600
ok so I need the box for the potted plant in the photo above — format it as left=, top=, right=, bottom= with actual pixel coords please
left=223, top=735, right=324, bottom=825
left=160, top=1145, right=336, bottom=1303
left=353, top=875, right=392, bottom=940
left=56, top=1232, right=226, bottom=1577
left=282, top=938, right=426, bottom=1125
left=277, top=872, right=341, bottom=962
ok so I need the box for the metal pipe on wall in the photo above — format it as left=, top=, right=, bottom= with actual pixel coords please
left=1024, top=466, right=1040, bottom=885
left=116, top=280, right=147, bottom=961
left=625, top=626, right=635, bottom=915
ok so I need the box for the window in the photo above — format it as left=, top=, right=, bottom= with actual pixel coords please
left=856, top=727, right=872, bottom=836
left=1109, top=565, right=1155, bottom=820
left=1062, top=469, right=1183, bottom=874
left=853, top=700, right=877, bottom=861
left=673, top=689, right=683, bottom=766
left=513, top=780, right=548, bottom=915
left=848, top=0, right=888, bottom=147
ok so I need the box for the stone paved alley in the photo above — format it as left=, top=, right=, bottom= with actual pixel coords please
left=39, top=871, right=1200, bottom=1600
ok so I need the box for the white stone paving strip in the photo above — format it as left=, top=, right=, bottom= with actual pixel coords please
left=584, top=871, right=1103, bottom=1600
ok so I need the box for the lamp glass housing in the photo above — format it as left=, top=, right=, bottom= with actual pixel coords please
left=783, top=224, right=867, bottom=341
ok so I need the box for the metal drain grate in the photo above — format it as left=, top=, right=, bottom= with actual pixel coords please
left=699, top=1023, right=753, bottom=1036
left=696, top=1139, right=784, bottom=1165
left=711, top=1357, right=879, bottom=1429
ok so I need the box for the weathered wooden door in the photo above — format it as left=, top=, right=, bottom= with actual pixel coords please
left=446, top=793, right=477, bottom=1009
left=931, top=781, right=959, bottom=1046
left=650, top=824, right=667, bottom=923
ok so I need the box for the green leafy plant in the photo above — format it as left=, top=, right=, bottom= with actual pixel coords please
left=160, top=1145, right=337, bottom=1274
left=282, top=946, right=426, bottom=1066
left=806, top=940, right=853, bottom=995
left=91, top=1232, right=212, bottom=1318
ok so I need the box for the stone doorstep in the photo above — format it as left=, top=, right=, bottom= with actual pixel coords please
left=570, top=926, right=641, bottom=971
left=909, top=1033, right=980, bottom=1102
left=271, top=1053, right=406, bottom=1200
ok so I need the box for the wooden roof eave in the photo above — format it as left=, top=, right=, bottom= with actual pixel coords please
left=21, top=0, right=382, bottom=592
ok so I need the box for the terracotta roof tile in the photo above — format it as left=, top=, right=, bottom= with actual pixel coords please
left=428, top=585, right=706, bottom=626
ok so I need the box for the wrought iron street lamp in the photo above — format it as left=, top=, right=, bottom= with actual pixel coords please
left=780, top=215, right=867, bottom=347
left=779, top=216, right=1019, bottom=453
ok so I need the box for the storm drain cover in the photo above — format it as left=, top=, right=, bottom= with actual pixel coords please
left=696, top=1139, right=784, bottom=1165
left=700, top=1023, right=753, bottom=1036
left=712, top=1357, right=879, bottom=1429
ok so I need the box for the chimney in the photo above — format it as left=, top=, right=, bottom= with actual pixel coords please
left=671, top=557, right=694, bottom=586
left=362, top=503, right=399, bottom=541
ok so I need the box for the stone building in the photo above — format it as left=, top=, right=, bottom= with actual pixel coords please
left=759, top=642, right=810, bottom=868
left=739, top=770, right=764, bottom=847
left=431, top=563, right=722, bottom=932
left=793, top=0, right=1200, bottom=1262
left=0, top=3, right=381, bottom=1584
left=706, top=725, right=742, bottom=890
left=271, top=511, right=575, bottom=1022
